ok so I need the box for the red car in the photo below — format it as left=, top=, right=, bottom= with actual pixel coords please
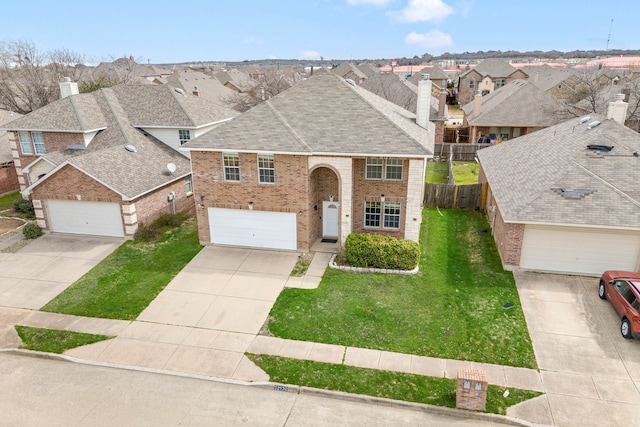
left=599, top=271, right=640, bottom=339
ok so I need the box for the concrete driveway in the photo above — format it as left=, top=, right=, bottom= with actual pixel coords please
left=509, top=271, right=640, bottom=427
left=0, top=233, right=122, bottom=309
left=137, top=246, right=299, bottom=334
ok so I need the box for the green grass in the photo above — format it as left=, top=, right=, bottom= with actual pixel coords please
left=268, top=208, right=536, bottom=368
left=248, top=354, right=542, bottom=415
left=41, top=220, right=203, bottom=320
left=0, top=191, right=22, bottom=211
left=426, top=161, right=479, bottom=184
left=15, top=325, right=111, bottom=354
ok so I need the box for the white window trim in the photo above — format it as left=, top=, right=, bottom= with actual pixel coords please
left=364, top=201, right=381, bottom=228
left=18, top=131, right=34, bottom=155
left=257, top=153, right=275, bottom=184
left=185, top=176, right=193, bottom=195
left=365, top=158, right=403, bottom=181
left=223, top=153, right=240, bottom=182
left=179, top=129, right=191, bottom=145
left=383, top=201, right=401, bottom=229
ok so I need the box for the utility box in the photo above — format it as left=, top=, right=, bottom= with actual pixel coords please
left=456, top=368, right=488, bottom=411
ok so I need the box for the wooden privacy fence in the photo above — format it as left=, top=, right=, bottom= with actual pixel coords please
left=424, top=183, right=484, bottom=211
left=434, top=143, right=490, bottom=161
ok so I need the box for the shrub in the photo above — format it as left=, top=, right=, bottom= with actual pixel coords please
left=134, top=212, right=192, bottom=242
left=13, top=198, right=35, bottom=219
left=23, top=223, right=43, bottom=239
left=345, top=233, right=419, bottom=270
left=153, top=212, right=189, bottom=228
left=133, top=222, right=163, bottom=242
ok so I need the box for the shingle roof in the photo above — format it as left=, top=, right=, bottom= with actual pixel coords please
left=477, top=115, right=640, bottom=229
left=462, top=58, right=520, bottom=79
left=330, top=63, right=368, bottom=81
left=462, top=80, right=568, bottom=127
left=165, top=69, right=237, bottom=104
left=0, top=109, right=22, bottom=163
left=407, top=66, right=449, bottom=85
left=521, top=65, right=577, bottom=92
left=22, top=84, right=236, bottom=199
left=183, top=71, right=433, bottom=157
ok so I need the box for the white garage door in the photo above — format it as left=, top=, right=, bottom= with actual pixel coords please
left=520, top=225, right=640, bottom=275
left=47, top=200, right=124, bottom=237
left=208, top=208, right=296, bottom=250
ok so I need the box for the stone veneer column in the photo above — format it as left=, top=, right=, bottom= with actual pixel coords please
left=122, top=203, right=138, bottom=236
left=32, top=199, right=46, bottom=229
left=404, top=158, right=426, bottom=242
left=308, top=156, right=352, bottom=246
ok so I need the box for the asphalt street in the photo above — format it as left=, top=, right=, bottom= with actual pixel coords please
left=0, top=353, right=509, bottom=427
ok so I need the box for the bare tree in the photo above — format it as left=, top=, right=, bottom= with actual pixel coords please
left=222, top=66, right=302, bottom=112
left=0, top=40, right=85, bottom=114
left=361, top=72, right=417, bottom=112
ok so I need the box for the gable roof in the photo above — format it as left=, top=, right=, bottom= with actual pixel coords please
left=478, top=115, right=640, bottom=229
left=407, top=66, right=449, bottom=85
left=330, top=63, right=368, bottom=81
left=20, top=85, right=236, bottom=199
left=165, top=69, right=237, bottom=105
left=462, top=58, right=520, bottom=79
left=523, top=65, right=578, bottom=92
left=183, top=71, right=433, bottom=157
left=462, top=80, right=567, bottom=127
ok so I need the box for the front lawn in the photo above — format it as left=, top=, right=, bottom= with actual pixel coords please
left=41, top=219, right=202, bottom=320
left=268, top=208, right=536, bottom=368
left=0, top=192, right=22, bottom=213
left=15, top=325, right=111, bottom=354
left=248, top=354, right=541, bottom=415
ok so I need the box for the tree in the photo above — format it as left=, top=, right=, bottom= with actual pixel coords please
left=0, top=40, right=85, bottom=114
left=361, top=72, right=417, bottom=112
left=223, top=66, right=302, bottom=112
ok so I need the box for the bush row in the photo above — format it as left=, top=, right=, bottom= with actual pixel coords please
left=133, top=212, right=191, bottom=242
left=344, top=233, right=419, bottom=270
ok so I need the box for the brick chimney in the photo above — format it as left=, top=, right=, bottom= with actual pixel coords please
left=607, top=93, right=628, bottom=125
left=438, top=88, right=447, bottom=118
left=59, top=77, right=79, bottom=99
left=473, top=90, right=482, bottom=118
left=416, top=74, right=432, bottom=129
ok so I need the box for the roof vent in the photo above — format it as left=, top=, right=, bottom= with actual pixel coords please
left=587, top=144, right=614, bottom=152
left=552, top=188, right=596, bottom=199
left=345, top=78, right=356, bottom=86
left=125, top=144, right=137, bottom=153
left=174, top=88, right=186, bottom=96
left=587, top=120, right=601, bottom=129
left=579, top=116, right=590, bottom=124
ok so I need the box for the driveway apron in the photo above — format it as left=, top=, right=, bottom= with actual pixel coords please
left=509, top=271, right=640, bottom=427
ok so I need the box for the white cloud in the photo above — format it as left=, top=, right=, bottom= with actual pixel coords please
left=268, top=54, right=278, bottom=60
left=388, top=0, right=454, bottom=23
left=301, top=50, right=322, bottom=60
left=405, top=30, right=453, bottom=49
left=346, top=0, right=394, bottom=5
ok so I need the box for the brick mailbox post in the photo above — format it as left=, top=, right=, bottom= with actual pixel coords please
left=456, top=368, right=488, bottom=411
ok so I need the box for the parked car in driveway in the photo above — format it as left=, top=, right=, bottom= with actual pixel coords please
left=599, top=271, right=640, bottom=339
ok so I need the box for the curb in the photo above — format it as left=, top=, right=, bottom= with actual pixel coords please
left=1, top=348, right=543, bottom=427
left=328, top=254, right=419, bottom=275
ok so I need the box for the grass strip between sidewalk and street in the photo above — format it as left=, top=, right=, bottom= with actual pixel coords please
left=268, top=208, right=537, bottom=369
left=248, top=354, right=542, bottom=415
left=41, top=220, right=202, bottom=320
left=15, top=325, right=112, bottom=354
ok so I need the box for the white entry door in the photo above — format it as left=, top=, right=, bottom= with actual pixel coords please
left=322, top=201, right=339, bottom=238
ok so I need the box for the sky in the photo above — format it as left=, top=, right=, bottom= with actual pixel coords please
left=2, top=0, right=639, bottom=64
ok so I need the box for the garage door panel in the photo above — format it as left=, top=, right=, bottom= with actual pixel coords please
left=47, top=200, right=124, bottom=237
left=520, top=225, right=640, bottom=275
left=208, top=208, right=296, bottom=250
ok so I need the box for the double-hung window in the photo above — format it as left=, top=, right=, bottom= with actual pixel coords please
left=364, top=201, right=381, bottom=227
left=223, top=153, right=240, bottom=182
left=185, top=176, right=193, bottom=194
left=469, top=79, right=475, bottom=89
left=18, top=131, right=44, bottom=155
left=258, top=154, right=274, bottom=183
left=179, top=130, right=191, bottom=145
left=366, top=158, right=403, bottom=180
left=495, top=78, right=506, bottom=88
left=383, top=202, right=401, bottom=229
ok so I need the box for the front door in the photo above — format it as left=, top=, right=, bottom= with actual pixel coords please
left=322, top=201, right=339, bottom=238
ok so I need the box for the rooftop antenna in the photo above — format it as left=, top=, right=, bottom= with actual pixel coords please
left=606, top=19, right=613, bottom=51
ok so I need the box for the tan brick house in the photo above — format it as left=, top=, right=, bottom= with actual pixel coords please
left=457, top=59, right=528, bottom=106
left=182, top=71, right=435, bottom=251
left=477, top=95, right=640, bottom=276
left=3, top=82, right=237, bottom=237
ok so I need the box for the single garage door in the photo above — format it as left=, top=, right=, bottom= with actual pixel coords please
left=208, top=208, right=296, bottom=250
left=520, top=225, right=640, bottom=275
left=47, top=200, right=124, bottom=237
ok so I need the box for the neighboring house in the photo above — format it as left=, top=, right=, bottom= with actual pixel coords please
left=182, top=70, right=435, bottom=251
left=457, top=59, right=528, bottom=106
left=522, top=64, right=580, bottom=101
left=407, top=66, right=449, bottom=95
left=477, top=95, right=639, bottom=275
left=3, top=81, right=237, bottom=238
left=0, top=109, right=22, bottom=195
left=330, top=63, right=368, bottom=85
left=165, top=68, right=237, bottom=104
left=461, top=80, right=569, bottom=144
left=213, top=69, right=256, bottom=93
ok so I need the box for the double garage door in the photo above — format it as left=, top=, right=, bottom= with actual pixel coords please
left=520, top=225, right=640, bottom=275
left=47, top=200, right=124, bottom=237
left=208, top=208, right=297, bottom=250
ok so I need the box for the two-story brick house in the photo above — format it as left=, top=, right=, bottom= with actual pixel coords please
left=182, top=71, right=435, bottom=251
left=3, top=81, right=237, bottom=237
left=457, top=59, right=528, bottom=106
